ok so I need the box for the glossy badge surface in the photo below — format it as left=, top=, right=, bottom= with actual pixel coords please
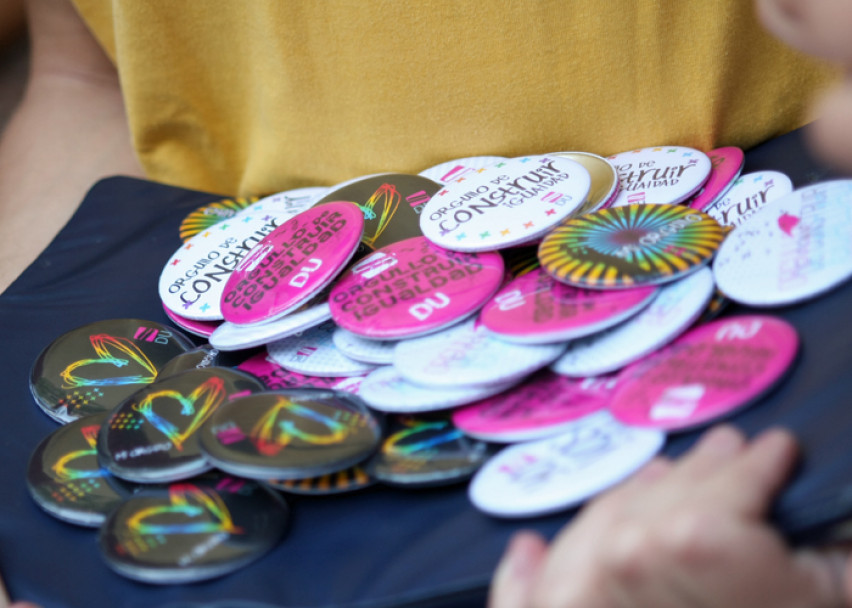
left=714, top=180, right=852, bottom=306
left=329, top=236, right=504, bottom=339
left=31, top=319, right=193, bottom=424
left=419, top=155, right=591, bottom=251
left=538, top=204, right=723, bottom=289
left=704, top=171, right=794, bottom=229
left=99, top=474, right=288, bottom=584
left=98, top=368, right=265, bottom=483
left=687, top=147, right=744, bottom=211
left=199, top=390, right=382, bottom=479
left=608, top=146, right=711, bottom=207
left=610, top=316, right=798, bottom=431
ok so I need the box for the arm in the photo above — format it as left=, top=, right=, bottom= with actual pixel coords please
left=0, top=0, right=144, bottom=292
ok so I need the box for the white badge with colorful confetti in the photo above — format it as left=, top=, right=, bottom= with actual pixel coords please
left=419, top=155, right=591, bottom=252
left=608, top=146, right=711, bottom=207
left=704, top=171, right=793, bottom=228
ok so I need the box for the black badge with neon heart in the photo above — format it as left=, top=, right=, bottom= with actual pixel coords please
left=26, top=412, right=135, bottom=528
left=31, top=319, right=195, bottom=424
left=98, top=473, right=289, bottom=584
left=98, top=367, right=265, bottom=484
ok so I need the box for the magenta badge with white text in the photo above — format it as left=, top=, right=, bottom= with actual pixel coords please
left=220, top=203, right=364, bottom=325
left=609, top=315, right=798, bottom=431
left=329, top=236, right=504, bottom=339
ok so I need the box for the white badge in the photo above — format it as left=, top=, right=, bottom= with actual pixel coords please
left=468, top=411, right=664, bottom=517
left=209, top=301, right=331, bottom=351
left=267, top=322, right=377, bottom=377
left=705, top=171, right=793, bottom=228
left=608, top=146, right=711, bottom=207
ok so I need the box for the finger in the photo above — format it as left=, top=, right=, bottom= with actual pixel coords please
left=666, top=425, right=748, bottom=482
left=808, top=78, right=852, bottom=174
left=489, top=531, right=548, bottom=608
left=792, top=548, right=849, bottom=607
left=706, top=427, right=799, bottom=518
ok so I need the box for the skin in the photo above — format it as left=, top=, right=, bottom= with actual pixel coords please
left=756, top=0, right=852, bottom=173
left=0, top=0, right=143, bottom=293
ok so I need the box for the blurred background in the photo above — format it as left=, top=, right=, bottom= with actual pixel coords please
left=0, top=0, right=27, bottom=134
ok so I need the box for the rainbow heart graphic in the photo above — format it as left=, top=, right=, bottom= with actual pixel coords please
left=127, top=484, right=243, bottom=535
left=60, top=334, right=159, bottom=389
left=250, top=396, right=350, bottom=456
left=51, top=423, right=105, bottom=481
left=132, top=377, right=226, bottom=451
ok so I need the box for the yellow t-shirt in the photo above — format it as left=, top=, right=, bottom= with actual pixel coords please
left=72, top=0, right=837, bottom=197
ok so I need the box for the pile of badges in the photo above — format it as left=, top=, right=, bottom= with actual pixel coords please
left=25, top=147, right=852, bottom=583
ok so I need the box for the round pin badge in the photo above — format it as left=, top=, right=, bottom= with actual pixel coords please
left=714, top=180, right=852, bottom=306
left=163, top=305, right=220, bottom=338
left=99, top=474, right=289, bottom=584
left=237, top=352, right=367, bottom=394
left=31, top=319, right=194, bottom=424
left=358, top=366, right=517, bottom=413
left=332, top=328, right=398, bottom=365
left=551, top=267, right=715, bottom=377
left=245, top=186, right=328, bottom=219
left=704, top=171, right=794, bottom=229
left=366, top=414, right=491, bottom=488
left=266, top=466, right=373, bottom=495
left=179, top=196, right=258, bottom=242
left=159, top=205, right=291, bottom=321
left=27, top=413, right=133, bottom=527
left=610, top=316, right=798, bottom=431
left=452, top=371, right=618, bottom=443
left=419, top=155, right=591, bottom=252
left=267, top=321, right=377, bottom=377
left=156, top=345, right=223, bottom=380
left=315, top=173, right=442, bottom=251
left=98, top=367, right=266, bottom=483
left=210, top=299, right=331, bottom=351
left=538, top=204, right=724, bottom=289
left=418, top=156, right=507, bottom=184
left=329, top=236, right=504, bottom=340
left=554, top=151, right=620, bottom=214
left=687, top=147, right=744, bottom=211
left=219, top=202, right=363, bottom=325
left=393, top=318, right=566, bottom=389
left=608, top=146, right=712, bottom=207
left=199, top=389, right=382, bottom=480
left=479, top=267, right=658, bottom=344
left=468, top=411, right=665, bottom=518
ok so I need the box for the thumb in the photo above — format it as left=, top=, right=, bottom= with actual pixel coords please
left=489, top=531, right=548, bottom=608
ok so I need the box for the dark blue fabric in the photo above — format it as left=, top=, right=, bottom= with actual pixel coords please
left=0, top=128, right=850, bottom=607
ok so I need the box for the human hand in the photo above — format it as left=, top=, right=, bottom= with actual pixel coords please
left=756, top=0, right=852, bottom=172
left=490, top=425, right=851, bottom=608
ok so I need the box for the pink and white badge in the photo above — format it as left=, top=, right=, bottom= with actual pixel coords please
left=610, top=315, right=798, bottom=431
left=419, top=156, right=507, bottom=184
left=452, top=371, right=619, bottom=443
left=159, top=208, right=290, bottom=321
left=609, top=146, right=711, bottom=207
left=551, top=267, right=715, bottom=377
left=237, top=352, right=365, bottom=394
left=267, top=321, right=377, bottom=377
left=162, top=304, right=220, bottom=338
left=246, top=186, right=328, bottom=218
left=329, top=236, right=504, bottom=340
left=220, top=202, right=364, bottom=325
left=479, top=268, right=658, bottom=344
left=393, top=318, right=566, bottom=389
left=358, top=366, right=516, bottom=414
left=468, top=411, right=665, bottom=518
left=714, top=180, right=852, bottom=306
left=419, top=155, right=591, bottom=251
left=704, top=171, right=793, bottom=228
left=687, top=147, right=744, bottom=211
left=209, top=300, right=331, bottom=351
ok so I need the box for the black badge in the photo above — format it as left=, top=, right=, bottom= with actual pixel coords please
left=31, top=319, right=194, bottom=424
left=98, top=367, right=265, bottom=483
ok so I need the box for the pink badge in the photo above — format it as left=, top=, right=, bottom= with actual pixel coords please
left=609, top=315, right=798, bottom=431
left=163, top=304, right=220, bottom=338
left=452, top=370, right=618, bottom=442
left=479, top=268, right=658, bottom=344
left=220, top=202, right=364, bottom=325
left=236, top=352, right=365, bottom=394
left=688, top=147, right=744, bottom=211
left=329, top=236, right=504, bottom=339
